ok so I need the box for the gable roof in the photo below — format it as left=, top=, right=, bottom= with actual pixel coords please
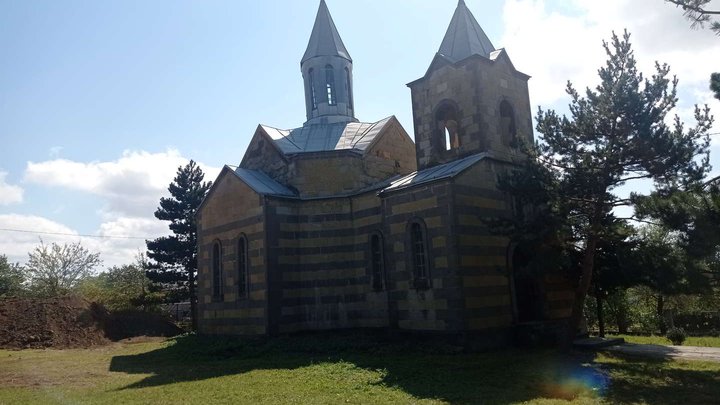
left=231, top=167, right=297, bottom=197
left=260, top=116, right=394, bottom=155
left=301, top=0, right=351, bottom=64
left=437, top=0, right=495, bottom=63
left=380, top=152, right=490, bottom=194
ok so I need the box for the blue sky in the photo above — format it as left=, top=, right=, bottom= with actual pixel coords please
left=1, top=0, right=719, bottom=268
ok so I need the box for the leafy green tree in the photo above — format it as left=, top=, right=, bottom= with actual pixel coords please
left=630, top=225, right=713, bottom=333
left=146, top=160, right=211, bottom=330
left=0, top=254, right=25, bottom=297
left=79, top=254, right=160, bottom=311
left=25, top=240, right=102, bottom=297
left=507, top=31, right=713, bottom=343
left=636, top=183, right=720, bottom=286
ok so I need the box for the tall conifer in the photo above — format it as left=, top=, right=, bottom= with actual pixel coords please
left=510, top=31, right=713, bottom=343
left=146, top=160, right=212, bottom=330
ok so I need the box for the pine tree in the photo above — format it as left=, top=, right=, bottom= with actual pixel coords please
left=146, top=160, right=212, bottom=330
left=711, top=73, right=720, bottom=101
left=510, top=31, right=713, bottom=344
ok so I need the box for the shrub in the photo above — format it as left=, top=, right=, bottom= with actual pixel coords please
left=666, top=327, right=687, bottom=345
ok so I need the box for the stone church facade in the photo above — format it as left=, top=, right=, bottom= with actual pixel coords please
left=196, top=0, right=574, bottom=343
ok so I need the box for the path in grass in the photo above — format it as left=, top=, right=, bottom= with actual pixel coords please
left=608, top=334, right=720, bottom=348
left=1, top=333, right=719, bottom=404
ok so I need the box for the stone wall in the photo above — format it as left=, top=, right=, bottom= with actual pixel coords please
left=197, top=170, right=268, bottom=335
left=240, top=128, right=290, bottom=184
left=452, top=161, right=514, bottom=331
left=264, top=192, right=389, bottom=335
left=409, top=54, right=533, bottom=170
left=381, top=181, right=464, bottom=332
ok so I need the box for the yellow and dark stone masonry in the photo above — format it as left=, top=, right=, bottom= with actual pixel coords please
left=196, top=0, right=574, bottom=344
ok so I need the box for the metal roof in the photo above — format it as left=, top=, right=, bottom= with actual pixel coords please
left=232, top=167, right=297, bottom=198
left=301, top=0, right=351, bottom=64
left=437, top=0, right=495, bottom=63
left=261, top=116, right=393, bottom=155
left=381, top=153, right=489, bottom=194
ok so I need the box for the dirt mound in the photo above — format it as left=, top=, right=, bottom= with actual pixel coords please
left=0, top=297, right=184, bottom=350
left=0, top=296, right=109, bottom=349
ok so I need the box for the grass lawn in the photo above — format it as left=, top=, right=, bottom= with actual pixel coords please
left=1, top=333, right=719, bottom=405
left=608, top=334, right=720, bottom=348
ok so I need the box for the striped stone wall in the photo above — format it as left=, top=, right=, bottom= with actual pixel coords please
left=197, top=171, right=268, bottom=335
left=265, top=192, right=389, bottom=335
left=381, top=181, right=464, bottom=332
left=452, top=161, right=515, bottom=331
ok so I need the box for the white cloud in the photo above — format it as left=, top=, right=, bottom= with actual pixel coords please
left=0, top=172, right=24, bottom=205
left=7, top=150, right=221, bottom=269
left=0, top=214, right=169, bottom=270
left=0, top=214, right=78, bottom=265
left=24, top=149, right=221, bottom=218
left=500, top=0, right=720, bottom=113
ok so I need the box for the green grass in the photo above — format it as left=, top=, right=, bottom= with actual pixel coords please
left=0, top=333, right=718, bottom=405
left=608, top=334, right=720, bottom=348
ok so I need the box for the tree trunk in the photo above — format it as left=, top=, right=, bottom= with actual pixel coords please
left=657, top=294, right=666, bottom=335
left=596, top=291, right=605, bottom=338
left=566, top=235, right=599, bottom=347
left=188, top=266, right=198, bottom=331
left=616, top=297, right=629, bottom=334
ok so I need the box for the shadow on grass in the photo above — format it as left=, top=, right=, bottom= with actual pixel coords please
left=598, top=352, right=720, bottom=405
left=109, top=331, right=611, bottom=404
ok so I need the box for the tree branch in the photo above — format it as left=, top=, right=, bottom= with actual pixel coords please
left=703, top=175, right=720, bottom=189
left=666, top=0, right=720, bottom=16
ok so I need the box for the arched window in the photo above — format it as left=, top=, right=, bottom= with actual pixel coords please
left=435, top=103, right=460, bottom=151
left=212, top=241, right=223, bottom=300
left=499, top=100, right=517, bottom=147
left=345, top=67, right=353, bottom=110
left=309, top=69, right=317, bottom=110
left=408, top=220, right=430, bottom=289
left=237, top=235, right=248, bottom=298
left=369, top=231, right=384, bottom=291
left=325, top=65, right=336, bottom=106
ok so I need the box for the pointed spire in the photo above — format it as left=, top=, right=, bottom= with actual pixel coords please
left=437, top=0, right=495, bottom=63
left=302, top=0, right=351, bottom=64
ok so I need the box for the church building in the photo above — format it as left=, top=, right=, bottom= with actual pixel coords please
left=196, top=0, right=574, bottom=344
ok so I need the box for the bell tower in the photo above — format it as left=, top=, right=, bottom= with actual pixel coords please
left=408, top=0, right=534, bottom=170
left=301, top=0, right=357, bottom=126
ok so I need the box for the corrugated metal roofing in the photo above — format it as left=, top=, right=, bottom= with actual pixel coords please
left=437, top=0, right=495, bottom=63
left=381, top=153, right=489, bottom=193
left=262, top=116, right=393, bottom=155
left=301, top=0, right=351, bottom=64
left=232, top=167, right=297, bottom=198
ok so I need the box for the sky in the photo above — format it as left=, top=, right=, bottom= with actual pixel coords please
left=1, top=0, right=719, bottom=270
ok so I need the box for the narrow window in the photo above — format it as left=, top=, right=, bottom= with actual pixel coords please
left=309, top=69, right=317, bottom=110
left=435, top=103, right=460, bottom=151
left=409, top=221, right=430, bottom=289
left=212, top=241, right=223, bottom=300
left=345, top=67, right=353, bottom=110
left=237, top=235, right=248, bottom=298
left=499, top=100, right=517, bottom=147
left=325, top=65, right=336, bottom=106
left=370, top=232, right=384, bottom=291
